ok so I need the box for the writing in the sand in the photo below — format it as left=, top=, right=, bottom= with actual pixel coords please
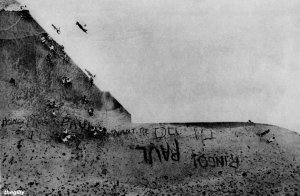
left=135, top=139, right=180, bottom=164
left=191, top=152, right=240, bottom=169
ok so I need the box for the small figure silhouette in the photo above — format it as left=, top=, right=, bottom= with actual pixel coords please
left=88, top=108, right=94, bottom=116
left=51, top=110, right=57, bottom=117
left=81, top=95, right=89, bottom=104
left=46, top=100, right=55, bottom=108
left=248, top=120, right=254, bottom=124
left=76, top=21, right=88, bottom=33
left=61, top=77, right=72, bottom=88
left=85, top=69, right=96, bottom=87
left=257, top=129, right=270, bottom=137
left=20, top=5, right=27, bottom=10
left=41, top=36, right=46, bottom=44
left=9, top=78, right=16, bottom=86
left=46, top=54, right=54, bottom=66
left=267, top=136, right=275, bottom=143
left=51, top=24, right=60, bottom=34
left=85, top=69, right=96, bottom=78
left=89, top=77, right=94, bottom=87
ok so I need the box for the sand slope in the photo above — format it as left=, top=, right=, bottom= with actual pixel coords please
left=0, top=8, right=299, bottom=196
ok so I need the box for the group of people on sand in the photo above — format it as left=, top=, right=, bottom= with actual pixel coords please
left=45, top=95, right=95, bottom=119
left=61, top=122, right=107, bottom=143
left=248, top=120, right=276, bottom=143
left=9, top=7, right=98, bottom=125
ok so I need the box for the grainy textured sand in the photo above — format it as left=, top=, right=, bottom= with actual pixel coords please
left=1, top=8, right=300, bottom=196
